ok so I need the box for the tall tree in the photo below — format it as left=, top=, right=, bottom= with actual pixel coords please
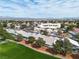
left=28, top=36, right=35, bottom=44
left=35, top=37, right=45, bottom=47
left=10, top=24, right=15, bottom=29
left=0, top=23, right=15, bottom=40
left=53, top=38, right=72, bottom=55
left=63, top=38, right=72, bottom=54
left=76, top=22, right=79, bottom=28
left=53, top=40, right=63, bottom=54
left=2, top=22, right=7, bottom=28
left=66, top=24, right=75, bottom=31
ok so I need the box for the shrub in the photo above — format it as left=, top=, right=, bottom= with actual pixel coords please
left=28, top=36, right=35, bottom=44
left=34, top=37, right=45, bottom=48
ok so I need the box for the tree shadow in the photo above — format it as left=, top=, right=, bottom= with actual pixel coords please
left=71, top=54, right=79, bottom=59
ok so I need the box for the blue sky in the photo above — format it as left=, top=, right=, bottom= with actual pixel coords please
left=0, top=0, right=79, bottom=18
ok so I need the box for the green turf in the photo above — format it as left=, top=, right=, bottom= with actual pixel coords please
left=0, top=42, right=60, bottom=59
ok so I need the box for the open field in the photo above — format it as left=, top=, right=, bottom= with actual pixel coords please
left=0, top=42, right=60, bottom=59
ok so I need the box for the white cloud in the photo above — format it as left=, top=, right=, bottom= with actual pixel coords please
left=0, top=0, right=79, bottom=18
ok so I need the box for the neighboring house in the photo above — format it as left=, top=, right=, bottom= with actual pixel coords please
left=34, top=23, right=61, bottom=33
left=7, top=23, right=12, bottom=28
left=15, top=24, right=20, bottom=30
left=26, top=22, right=30, bottom=26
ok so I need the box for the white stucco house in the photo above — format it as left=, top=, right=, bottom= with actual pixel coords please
left=15, top=24, right=20, bottom=30
left=7, top=23, right=12, bottom=28
left=34, top=23, right=61, bottom=33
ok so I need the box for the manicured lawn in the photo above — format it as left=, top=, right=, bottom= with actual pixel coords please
left=0, top=42, right=60, bottom=59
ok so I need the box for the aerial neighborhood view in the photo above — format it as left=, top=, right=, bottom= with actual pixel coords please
left=0, top=0, right=79, bottom=59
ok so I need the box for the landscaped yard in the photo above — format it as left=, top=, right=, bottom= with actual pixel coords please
left=0, top=42, right=60, bottom=59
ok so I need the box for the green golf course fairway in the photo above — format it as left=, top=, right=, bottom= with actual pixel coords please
left=0, top=42, right=60, bottom=59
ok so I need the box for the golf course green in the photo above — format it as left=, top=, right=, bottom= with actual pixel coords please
left=0, top=42, right=60, bottom=59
